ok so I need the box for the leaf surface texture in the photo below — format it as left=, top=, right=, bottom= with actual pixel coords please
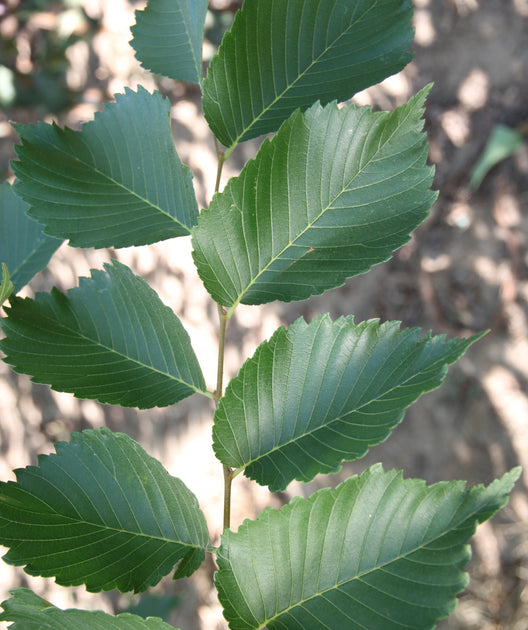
left=216, top=465, right=520, bottom=629
left=213, top=315, right=481, bottom=490
left=203, top=0, right=414, bottom=149
left=0, top=260, right=207, bottom=408
left=193, top=89, right=436, bottom=309
left=0, top=181, right=62, bottom=292
left=0, top=429, right=212, bottom=593
left=131, top=0, right=209, bottom=84
left=12, top=87, right=198, bottom=248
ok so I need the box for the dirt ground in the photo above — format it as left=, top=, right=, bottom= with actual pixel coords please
left=0, top=0, right=527, bottom=628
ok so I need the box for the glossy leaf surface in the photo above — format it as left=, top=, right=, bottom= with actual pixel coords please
left=216, top=465, right=520, bottom=630
left=0, top=180, right=62, bottom=292
left=0, top=429, right=212, bottom=593
left=203, top=0, right=414, bottom=150
left=193, top=88, right=436, bottom=310
left=213, top=315, right=481, bottom=491
left=12, top=87, right=198, bottom=248
left=131, top=0, right=209, bottom=84
left=0, top=260, right=208, bottom=408
left=0, top=589, right=180, bottom=629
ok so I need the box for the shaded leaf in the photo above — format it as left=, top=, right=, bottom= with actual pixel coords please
left=0, top=260, right=208, bottom=409
left=0, top=263, right=14, bottom=306
left=216, top=465, right=521, bottom=630
left=0, top=428, right=212, bottom=593
left=213, top=315, right=482, bottom=491
left=12, top=87, right=198, bottom=249
left=131, top=0, right=209, bottom=84
left=193, top=88, right=436, bottom=310
left=203, top=0, right=414, bottom=150
left=0, top=180, right=62, bottom=293
left=0, top=588, right=180, bottom=628
left=470, top=124, right=524, bottom=190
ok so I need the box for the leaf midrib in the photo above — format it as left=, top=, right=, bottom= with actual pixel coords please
left=222, top=0, right=375, bottom=155
left=172, top=2, right=201, bottom=84
left=229, top=354, right=437, bottom=473
left=252, top=497, right=486, bottom=629
left=15, top=306, right=208, bottom=398
left=225, top=100, right=416, bottom=317
left=21, top=128, right=190, bottom=234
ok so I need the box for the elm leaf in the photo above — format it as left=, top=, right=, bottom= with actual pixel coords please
left=0, top=260, right=209, bottom=409
left=12, top=87, right=198, bottom=249
left=216, top=465, right=521, bottom=629
left=193, top=88, right=436, bottom=309
left=0, top=180, right=62, bottom=293
left=0, top=429, right=212, bottom=593
left=213, top=315, right=482, bottom=491
left=131, top=0, right=209, bottom=84
left=0, top=588, right=180, bottom=628
left=203, top=0, right=414, bottom=151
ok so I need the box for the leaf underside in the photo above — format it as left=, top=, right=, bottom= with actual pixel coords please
left=0, top=260, right=207, bottom=409
left=0, top=589, right=180, bottom=629
left=0, top=428, right=211, bottom=593
left=12, top=87, right=198, bottom=249
left=193, top=88, right=437, bottom=310
left=213, top=315, right=482, bottom=491
left=216, top=465, right=521, bottom=630
left=203, top=0, right=414, bottom=150
left=0, top=180, right=62, bottom=293
left=131, top=0, right=209, bottom=84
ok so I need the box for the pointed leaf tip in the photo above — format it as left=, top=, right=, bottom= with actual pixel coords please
left=193, top=90, right=436, bottom=309
left=216, top=465, right=519, bottom=629
left=213, top=316, right=481, bottom=490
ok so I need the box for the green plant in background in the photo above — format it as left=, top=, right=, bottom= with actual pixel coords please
left=0, top=0, right=520, bottom=628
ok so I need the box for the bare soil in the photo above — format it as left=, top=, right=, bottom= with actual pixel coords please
left=0, top=1, right=527, bottom=628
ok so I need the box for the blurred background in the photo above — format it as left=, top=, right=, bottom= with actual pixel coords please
left=0, top=0, right=527, bottom=628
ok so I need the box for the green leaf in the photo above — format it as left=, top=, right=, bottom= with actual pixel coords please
left=131, top=0, right=209, bottom=84
left=0, top=260, right=209, bottom=409
left=12, top=87, right=198, bottom=249
left=0, top=180, right=62, bottom=293
left=203, top=0, right=414, bottom=151
left=216, top=465, right=521, bottom=630
left=1, top=263, right=14, bottom=306
left=0, top=428, right=212, bottom=593
left=193, top=88, right=436, bottom=310
left=470, top=124, right=524, bottom=190
left=213, top=315, right=482, bottom=491
left=0, top=589, right=181, bottom=629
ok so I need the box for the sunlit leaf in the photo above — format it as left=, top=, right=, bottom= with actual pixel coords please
left=213, top=315, right=481, bottom=491
left=216, top=465, right=520, bottom=630
left=193, top=88, right=436, bottom=310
